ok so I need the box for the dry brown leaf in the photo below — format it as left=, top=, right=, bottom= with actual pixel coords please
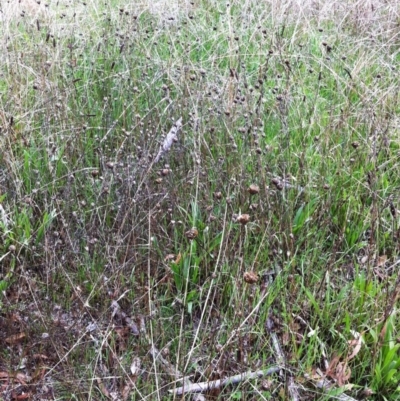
left=164, top=254, right=175, bottom=262
left=32, top=354, right=49, bottom=361
left=122, top=375, right=138, bottom=401
left=5, top=332, right=26, bottom=344
left=96, top=377, right=111, bottom=399
left=0, top=371, right=30, bottom=386
left=174, top=252, right=182, bottom=264
left=335, top=361, right=351, bottom=386
left=326, top=355, right=341, bottom=379
left=347, top=332, right=362, bottom=361
left=377, top=255, right=387, bottom=267
left=11, top=391, right=32, bottom=400
left=326, top=355, right=352, bottom=386
left=281, top=332, right=290, bottom=345
left=0, top=372, right=9, bottom=379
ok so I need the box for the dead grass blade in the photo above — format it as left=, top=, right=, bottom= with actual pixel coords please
left=153, top=117, right=183, bottom=163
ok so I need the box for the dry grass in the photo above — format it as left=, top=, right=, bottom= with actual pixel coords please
left=0, top=0, right=400, bottom=400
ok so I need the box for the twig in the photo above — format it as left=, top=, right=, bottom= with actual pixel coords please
left=150, top=345, right=205, bottom=400
left=168, top=367, right=281, bottom=395
left=268, top=325, right=300, bottom=401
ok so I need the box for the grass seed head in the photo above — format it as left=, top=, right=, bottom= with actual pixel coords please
left=185, top=227, right=198, bottom=240
left=248, top=184, right=260, bottom=195
left=271, top=178, right=283, bottom=190
left=243, top=271, right=259, bottom=284
left=237, top=214, right=250, bottom=225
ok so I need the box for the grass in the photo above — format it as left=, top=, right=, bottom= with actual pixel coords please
left=1, top=0, right=400, bottom=399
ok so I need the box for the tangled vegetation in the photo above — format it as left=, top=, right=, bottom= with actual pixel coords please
left=1, top=0, right=400, bottom=399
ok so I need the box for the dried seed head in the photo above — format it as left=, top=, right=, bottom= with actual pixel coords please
left=390, top=202, right=396, bottom=218
left=361, top=388, right=374, bottom=397
left=261, top=379, right=273, bottom=390
left=185, top=227, right=198, bottom=240
left=271, top=178, right=283, bottom=190
left=237, top=214, right=250, bottom=225
left=351, top=141, right=360, bottom=149
left=214, top=191, right=223, bottom=200
left=248, top=184, right=260, bottom=195
left=243, top=271, right=259, bottom=284
left=9, top=245, right=16, bottom=252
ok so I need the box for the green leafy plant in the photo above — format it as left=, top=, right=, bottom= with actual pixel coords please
left=368, top=311, right=400, bottom=398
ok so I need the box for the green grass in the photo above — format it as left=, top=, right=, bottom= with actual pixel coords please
left=1, top=0, right=400, bottom=399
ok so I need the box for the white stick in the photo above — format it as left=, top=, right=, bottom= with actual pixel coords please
left=153, top=117, right=183, bottom=163
left=169, top=367, right=281, bottom=395
left=0, top=203, right=11, bottom=229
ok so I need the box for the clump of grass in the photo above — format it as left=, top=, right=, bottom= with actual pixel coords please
left=1, top=0, right=400, bottom=400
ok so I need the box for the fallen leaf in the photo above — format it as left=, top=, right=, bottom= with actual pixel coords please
left=174, top=252, right=182, bottom=264
left=12, top=391, right=32, bottom=400
left=32, top=354, right=49, bottom=361
left=347, top=332, right=362, bottom=361
left=96, top=377, right=111, bottom=399
left=164, top=254, right=175, bottom=262
left=5, top=332, right=26, bottom=344
left=335, top=361, right=351, bottom=386
left=0, top=371, right=10, bottom=380
left=326, top=355, right=341, bottom=379
left=326, top=355, right=351, bottom=386
left=0, top=372, right=30, bottom=385
left=377, top=255, right=387, bottom=267
left=122, top=375, right=138, bottom=401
